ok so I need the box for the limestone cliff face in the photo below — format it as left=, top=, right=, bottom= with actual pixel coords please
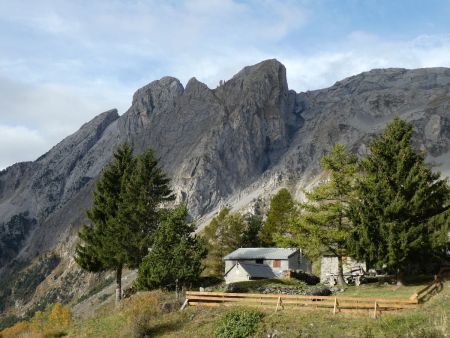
left=0, top=60, right=449, bottom=308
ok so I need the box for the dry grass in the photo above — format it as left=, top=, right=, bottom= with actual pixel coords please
left=5, top=281, right=446, bottom=338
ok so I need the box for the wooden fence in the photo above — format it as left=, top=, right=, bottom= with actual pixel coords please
left=182, top=267, right=450, bottom=316
left=184, top=291, right=418, bottom=317
left=411, top=266, right=450, bottom=303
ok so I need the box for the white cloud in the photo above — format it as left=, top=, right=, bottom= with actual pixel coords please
left=0, top=125, right=47, bottom=169
left=281, top=33, right=450, bottom=91
left=0, top=1, right=450, bottom=170
left=0, top=77, right=131, bottom=169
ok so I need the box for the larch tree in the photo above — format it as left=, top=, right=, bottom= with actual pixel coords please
left=278, top=144, right=358, bottom=286
left=350, top=118, right=450, bottom=285
left=202, top=208, right=261, bottom=277
left=260, top=188, right=295, bottom=247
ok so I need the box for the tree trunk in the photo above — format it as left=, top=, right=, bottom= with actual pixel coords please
left=336, top=256, right=347, bottom=286
left=396, top=269, right=405, bottom=286
left=115, top=265, right=122, bottom=305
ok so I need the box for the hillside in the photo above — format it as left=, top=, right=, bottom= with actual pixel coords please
left=0, top=59, right=449, bottom=319
left=2, top=279, right=448, bottom=337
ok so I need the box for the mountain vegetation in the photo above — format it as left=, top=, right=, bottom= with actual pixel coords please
left=1, top=60, right=450, bottom=328
left=134, top=205, right=207, bottom=291
left=75, top=143, right=174, bottom=303
left=350, top=118, right=450, bottom=284
left=202, top=208, right=263, bottom=277
left=278, top=144, right=358, bottom=285
left=260, top=188, right=295, bottom=246
left=277, top=119, right=449, bottom=284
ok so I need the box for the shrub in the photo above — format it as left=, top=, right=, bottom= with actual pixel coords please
left=127, top=291, right=163, bottom=338
left=215, top=308, right=263, bottom=338
left=29, top=303, right=72, bottom=336
left=0, top=320, right=30, bottom=338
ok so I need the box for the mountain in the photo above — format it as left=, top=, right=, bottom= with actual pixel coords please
left=0, top=59, right=449, bottom=316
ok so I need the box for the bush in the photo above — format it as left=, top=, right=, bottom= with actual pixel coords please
left=215, top=308, right=263, bottom=338
left=29, top=303, right=72, bottom=336
left=0, top=320, right=30, bottom=338
left=127, top=291, right=164, bottom=338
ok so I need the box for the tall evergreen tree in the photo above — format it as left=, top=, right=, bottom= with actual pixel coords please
left=279, top=144, right=358, bottom=285
left=134, top=205, right=207, bottom=290
left=260, top=188, right=295, bottom=246
left=350, top=118, right=450, bottom=284
left=116, top=148, right=174, bottom=267
left=75, top=143, right=135, bottom=303
left=75, top=145, right=174, bottom=302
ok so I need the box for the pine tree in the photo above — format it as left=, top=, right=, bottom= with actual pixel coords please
left=279, top=144, right=358, bottom=285
left=134, top=205, right=206, bottom=290
left=75, top=143, right=135, bottom=303
left=350, top=118, right=450, bottom=284
left=260, top=188, right=295, bottom=246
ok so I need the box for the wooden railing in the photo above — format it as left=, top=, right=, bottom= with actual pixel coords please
left=183, top=267, right=450, bottom=316
left=411, top=266, right=450, bottom=303
left=184, top=291, right=418, bottom=317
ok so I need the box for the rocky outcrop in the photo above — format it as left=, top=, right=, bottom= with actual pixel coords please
left=0, top=60, right=449, bottom=314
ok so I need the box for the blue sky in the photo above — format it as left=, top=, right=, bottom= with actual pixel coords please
left=1, top=0, right=450, bottom=169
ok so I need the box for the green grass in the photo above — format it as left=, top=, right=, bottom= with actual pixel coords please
left=61, top=280, right=450, bottom=338
left=67, top=303, right=129, bottom=338
left=340, top=282, right=427, bottom=299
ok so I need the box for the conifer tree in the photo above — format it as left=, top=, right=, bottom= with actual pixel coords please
left=279, top=144, right=358, bottom=285
left=260, top=188, right=295, bottom=246
left=202, top=208, right=261, bottom=276
left=75, top=145, right=174, bottom=302
left=350, top=118, right=450, bottom=284
left=135, top=205, right=206, bottom=290
left=116, top=148, right=174, bottom=267
left=75, top=143, right=135, bottom=303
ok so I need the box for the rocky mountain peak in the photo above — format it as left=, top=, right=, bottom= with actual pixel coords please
left=184, top=77, right=211, bottom=96
left=220, top=59, right=288, bottom=109
left=0, top=61, right=449, bottom=314
left=132, top=76, right=184, bottom=105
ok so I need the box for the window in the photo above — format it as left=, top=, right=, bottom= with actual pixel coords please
left=273, top=260, right=281, bottom=268
left=255, top=259, right=263, bottom=264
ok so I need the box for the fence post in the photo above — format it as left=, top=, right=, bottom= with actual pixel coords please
left=333, top=297, right=338, bottom=315
left=373, top=301, right=377, bottom=319
left=275, top=296, right=281, bottom=312
left=180, top=298, right=189, bottom=311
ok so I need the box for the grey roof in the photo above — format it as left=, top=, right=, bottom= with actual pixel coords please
left=223, top=247, right=298, bottom=260
left=225, top=262, right=276, bottom=279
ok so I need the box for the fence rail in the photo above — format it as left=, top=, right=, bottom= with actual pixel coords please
left=411, top=266, right=450, bottom=302
left=184, top=267, right=450, bottom=316
left=184, top=290, right=418, bottom=316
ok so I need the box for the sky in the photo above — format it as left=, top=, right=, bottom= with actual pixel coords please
left=1, top=0, right=450, bottom=169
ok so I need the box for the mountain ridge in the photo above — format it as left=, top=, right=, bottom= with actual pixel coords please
left=0, top=59, right=449, bottom=316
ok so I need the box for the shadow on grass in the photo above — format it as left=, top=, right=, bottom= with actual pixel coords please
left=146, top=318, right=184, bottom=336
